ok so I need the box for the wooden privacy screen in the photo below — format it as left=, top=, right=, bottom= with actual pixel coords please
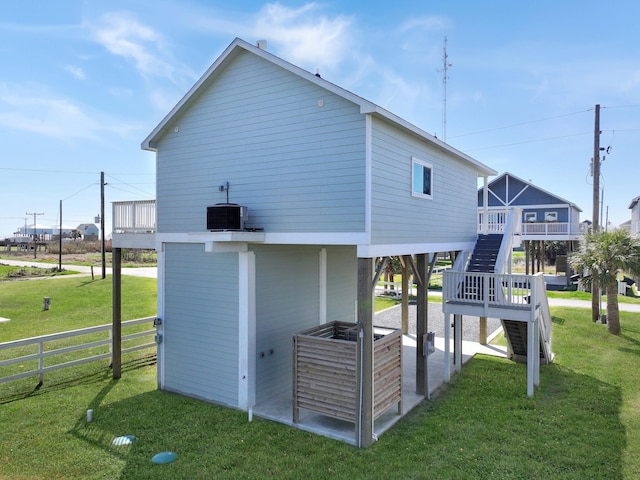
left=293, top=321, right=402, bottom=424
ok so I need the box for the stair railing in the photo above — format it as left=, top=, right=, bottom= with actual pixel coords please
left=450, top=250, right=471, bottom=272
left=493, top=207, right=522, bottom=274
left=531, top=272, right=553, bottom=359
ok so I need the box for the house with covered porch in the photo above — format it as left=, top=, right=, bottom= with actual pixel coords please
left=478, top=172, right=582, bottom=276
left=111, top=38, right=551, bottom=447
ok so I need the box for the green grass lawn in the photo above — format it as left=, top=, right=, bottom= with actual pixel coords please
left=0, top=264, right=80, bottom=280
left=0, top=275, right=157, bottom=341
left=3, top=278, right=640, bottom=478
left=547, top=289, right=640, bottom=304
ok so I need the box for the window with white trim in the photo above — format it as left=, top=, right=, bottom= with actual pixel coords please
left=524, top=212, right=537, bottom=223
left=545, top=211, right=558, bottom=222
left=412, top=157, right=433, bottom=199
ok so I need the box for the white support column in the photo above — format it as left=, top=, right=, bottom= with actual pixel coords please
left=527, top=319, right=535, bottom=397
left=156, top=246, right=165, bottom=389
left=482, top=176, right=489, bottom=235
left=444, top=312, right=451, bottom=382
left=454, top=314, right=462, bottom=373
left=534, top=316, right=540, bottom=387
left=238, top=251, right=256, bottom=410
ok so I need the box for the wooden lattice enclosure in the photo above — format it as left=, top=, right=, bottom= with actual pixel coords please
left=292, top=321, right=402, bottom=424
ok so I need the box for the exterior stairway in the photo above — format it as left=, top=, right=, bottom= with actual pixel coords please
left=467, top=234, right=503, bottom=273
left=443, top=207, right=553, bottom=396
left=502, top=319, right=551, bottom=364
left=465, top=233, right=553, bottom=365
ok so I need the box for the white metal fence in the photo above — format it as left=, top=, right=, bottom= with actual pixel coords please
left=0, top=317, right=156, bottom=387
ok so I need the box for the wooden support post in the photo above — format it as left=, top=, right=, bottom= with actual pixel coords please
left=415, top=253, right=428, bottom=395
left=112, top=247, right=122, bottom=379
left=356, top=257, right=374, bottom=448
left=479, top=316, right=487, bottom=344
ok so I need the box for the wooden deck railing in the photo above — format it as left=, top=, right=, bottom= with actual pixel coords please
left=443, top=271, right=552, bottom=350
left=443, top=271, right=535, bottom=310
left=478, top=209, right=580, bottom=237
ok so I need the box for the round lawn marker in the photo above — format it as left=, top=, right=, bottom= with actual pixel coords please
left=152, top=451, right=177, bottom=464
left=112, top=435, right=136, bottom=446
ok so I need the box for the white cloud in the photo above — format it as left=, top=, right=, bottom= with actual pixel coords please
left=252, top=3, right=353, bottom=71
left=188, top=2, right=354, bottom=74
left=399, top=16, right=450, bottom=33
left=64, top=65, right=86, bottom=80
left=0, top=82, right=141, bottom=141
left=90, top=11, right=195, bottom=86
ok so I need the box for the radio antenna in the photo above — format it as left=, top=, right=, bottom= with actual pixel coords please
left=439, top=36, right=452, bottom=142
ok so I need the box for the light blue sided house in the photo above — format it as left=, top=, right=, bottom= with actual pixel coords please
left=112, top=38, right=497, bottom=447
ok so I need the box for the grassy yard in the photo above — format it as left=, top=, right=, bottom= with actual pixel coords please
left=2, top=278, right=640, bottom=478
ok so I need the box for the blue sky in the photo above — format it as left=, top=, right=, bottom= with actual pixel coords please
left=1, top=0, right=639, bottom=238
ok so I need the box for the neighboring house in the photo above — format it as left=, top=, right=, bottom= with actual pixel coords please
left=477, top=172, right=582, bottom=274
left=76, top=223, right=99, bottom=241
left=629, top=195, right=640, bottom=237
left=113, top=38, right=496, bottom=446
left=580, top=219, right=592, bottom=233
left=619, top=219, right=632, bottom=233
left=19, top=223, right=53, bottom=239
left=477, top=172, right=582, bottom=240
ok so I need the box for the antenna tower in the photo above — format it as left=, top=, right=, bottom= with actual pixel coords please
left=440, top=36, right=452, bottom=141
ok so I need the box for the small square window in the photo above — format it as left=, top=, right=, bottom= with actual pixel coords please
left=524, top=212, right=537, bottom=223
left=412, top=157, right=433, bottom=199
left=545, top=212, right=558, bottom=222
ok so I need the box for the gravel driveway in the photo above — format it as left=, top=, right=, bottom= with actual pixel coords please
left=374, top=302, right=503, bottom=342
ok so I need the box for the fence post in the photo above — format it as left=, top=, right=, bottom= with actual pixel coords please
left=37, top=340, right=44, bottom=388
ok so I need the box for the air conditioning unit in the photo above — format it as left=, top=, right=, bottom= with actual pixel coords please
left=207, top=204, right=248, bottom=231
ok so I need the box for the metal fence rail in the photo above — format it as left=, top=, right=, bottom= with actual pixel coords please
left=0, top=317, right=156, bottom=387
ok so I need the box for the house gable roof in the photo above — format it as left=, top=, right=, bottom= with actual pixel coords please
left=479, top=171, right=582, bottom=212
left=629, top=195, right=640, bottom=209
left=142, top=37, right=495, bottom=177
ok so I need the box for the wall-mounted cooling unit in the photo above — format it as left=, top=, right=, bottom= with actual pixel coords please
left=207, top=203, right=248, bottom=231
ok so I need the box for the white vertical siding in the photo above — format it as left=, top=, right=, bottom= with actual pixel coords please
left=162, top=243, right=239, bottom=406
left=155, top=50, right=366, bottom=235
left=370, top=117, right=478, bottom=245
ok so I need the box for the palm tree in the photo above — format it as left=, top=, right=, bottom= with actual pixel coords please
left=570, top=228, right=640, bottom=335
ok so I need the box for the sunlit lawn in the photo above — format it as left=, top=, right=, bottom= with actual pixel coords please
left=2, top=275, right=640, bottom=478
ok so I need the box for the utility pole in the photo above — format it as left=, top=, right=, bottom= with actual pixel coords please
left=591, top=104, right=601, bottom=322
left=100, top=171, right=106, bottom=279
left=25, top=211, right=44, bottom=259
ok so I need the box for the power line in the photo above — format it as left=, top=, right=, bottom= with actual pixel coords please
left=0, top=166, right=154, bottom=176
left=105, top=173, right=154, bottom=198
left=450, top=109, right=591, bottom=139
left=62, top=181, right=98, bottom=201
left=465, top=131, right=591, bottom=151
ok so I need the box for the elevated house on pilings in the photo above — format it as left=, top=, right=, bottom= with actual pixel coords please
left=477, top=172, right=582, bottom=278
left=111, top=37, right=498, bottom=447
